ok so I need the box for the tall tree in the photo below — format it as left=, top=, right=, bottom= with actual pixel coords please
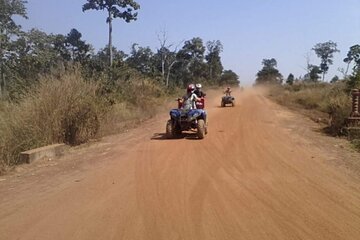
left=344, top=44, right=360, bottom=73
left=82, top=0, right=140, bottom=66
left=312, top=41, right=339, bottom=81
left=176, top=37, right=206, bottom=86
left=255, top=58, right=283, bottom=85
left=178, top=37, right=205, bottom=62
left=206, top=40, right=223, bottom=83
left=344, top=44, right=360, bottom=90
left=0, top=0, right=27, bottom=95
left=156, top=30, right=171, bottom=83
left=155, top=30, right=184, bottom=86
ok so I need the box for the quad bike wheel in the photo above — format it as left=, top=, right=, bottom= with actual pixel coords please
left=166, top=120, right=182, bottom=138
left=166, top=120, right=174, bottom=138
left=221, top=101, right=225, bottom=107
left=232, top=100, right=235, bottom=107
left=197, top=119, right=206, bottom=139
left=174, top=125, right=182, bottom=136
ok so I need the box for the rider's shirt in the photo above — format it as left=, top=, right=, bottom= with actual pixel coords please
left=182, top=93, right=198, bottom=110
left=194, top=89, right=205, bottom=98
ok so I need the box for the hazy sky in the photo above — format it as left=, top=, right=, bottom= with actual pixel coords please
left=18, top=0, right=360, bottom=84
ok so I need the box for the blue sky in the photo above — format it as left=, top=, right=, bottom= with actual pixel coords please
left=18, top=0, right=360, bottom=84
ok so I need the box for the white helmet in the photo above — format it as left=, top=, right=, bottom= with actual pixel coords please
left=195, top=83, right=202, bottom=89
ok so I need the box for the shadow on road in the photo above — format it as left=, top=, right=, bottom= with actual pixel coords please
left=151, top=132, right=201, bottom=141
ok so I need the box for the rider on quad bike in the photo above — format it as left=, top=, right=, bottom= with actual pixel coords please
left=178, top=84, right=201, bottom=110
left=224, top=86, right=232, bottom=96
left=221, top=86, right=235, bottom=107
left=194, top=83, right=206, bottom=109
left=194, top=83, right=206, bottom=97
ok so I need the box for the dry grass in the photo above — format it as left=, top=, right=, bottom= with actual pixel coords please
left=270, top=82, right=352, bottom=136
left=269, top=81, right=360, bottom=151
left=0, top=69, right=172, bottom=174
left=98, top=77, right=169, bottom=136
left=0, top=69, right=103, bottom=172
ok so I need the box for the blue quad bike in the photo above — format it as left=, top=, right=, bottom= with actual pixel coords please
left=166, top=109, right=208, bottom=139
left=221, top=95, right=235, bottom=107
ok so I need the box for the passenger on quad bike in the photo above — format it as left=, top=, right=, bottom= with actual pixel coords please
left=224, top=86, right=232, bottom=96
left=194, top=83, right=206, bottom=109
left=194, top=83, right=206, bottom=98
left=178, top=84, right=201, bottom=110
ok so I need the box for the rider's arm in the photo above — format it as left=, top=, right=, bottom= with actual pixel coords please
left=191, top=93, right=201, bottom=102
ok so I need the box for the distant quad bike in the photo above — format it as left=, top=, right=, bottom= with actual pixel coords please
left=221, top=95, right=235, bottom=107
left=166, top=103, right=208, bottom=139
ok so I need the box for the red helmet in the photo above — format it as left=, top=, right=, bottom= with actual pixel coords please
left=187, top=84, right=195, bottom=93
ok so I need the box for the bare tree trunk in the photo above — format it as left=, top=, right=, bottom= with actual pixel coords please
left=322, top=72, right=325, bottom=81
left=157, top=30, right=169, bottom=84
left=161, top=57, right=165, bottom=81
left=166, top=61, right=177, bottom=87
left=108, top=10, right=113, bottom=67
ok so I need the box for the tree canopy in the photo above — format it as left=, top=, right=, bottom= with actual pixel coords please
left=82, top=0, right=140, bottom=66
left=344, top=44, right=360, bottom=89
left=206, top=40, right=223, bottom=83
left=0, top=0, right=28, bottom=95
left=219, top=70, right=239, bottom=86
left=312, top=41, right=339, bottom=81
left=255, top=58, right=283, bottom=85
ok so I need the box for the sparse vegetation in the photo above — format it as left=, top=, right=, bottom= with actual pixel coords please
left=258, top=41, right=359, bottom=151
left=0, top=69, right=101, bottom=169
left=269, top=81, right=359, bottom=150
left=0, top=67, right=171, bottom=173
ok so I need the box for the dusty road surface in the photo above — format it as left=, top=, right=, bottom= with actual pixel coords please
left=1, top=88, right=360, bottom=240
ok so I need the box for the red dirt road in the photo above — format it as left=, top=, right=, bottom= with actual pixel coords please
left=1, top=89, right=360, bottom=240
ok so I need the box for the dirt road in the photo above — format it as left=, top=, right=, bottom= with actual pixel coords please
left=1, top=88, right=360, bottom=240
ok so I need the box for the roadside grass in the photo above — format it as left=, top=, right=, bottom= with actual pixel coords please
left=269, top=81, right=358, bottom=150
left=353, top=139, right=360, bottom=150
left=0, top=70, right=103, bottom=172
left=0, top=69, right=173, bottom=174
left=98, top=79, right=173, bottom=136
